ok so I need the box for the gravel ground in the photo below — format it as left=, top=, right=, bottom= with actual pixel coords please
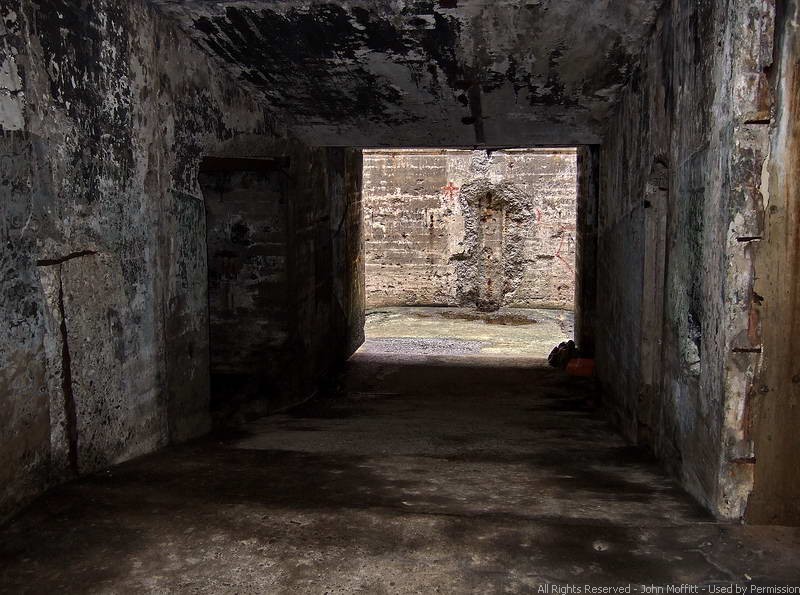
left=359, top=337, right=487, bottom=355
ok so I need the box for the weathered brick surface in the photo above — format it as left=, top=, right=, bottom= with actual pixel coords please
left=363, top=149, right=577, bottom=310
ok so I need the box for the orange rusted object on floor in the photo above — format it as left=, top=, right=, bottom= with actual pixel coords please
left=566, top=358, right=595, bottom=377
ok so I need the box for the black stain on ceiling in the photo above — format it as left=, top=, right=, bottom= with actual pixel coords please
left=192, top=3, right=464, bottom=123
left=189, top=2, right=645, bottom=124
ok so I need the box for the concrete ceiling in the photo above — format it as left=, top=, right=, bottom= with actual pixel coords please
left=151, top=0, right=662, bottom=147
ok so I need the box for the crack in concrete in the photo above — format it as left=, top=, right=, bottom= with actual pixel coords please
left=56, top=266, right=79, bottom=474
left=689, top=548, right=739, bottom=582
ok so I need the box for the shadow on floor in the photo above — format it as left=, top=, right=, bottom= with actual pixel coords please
left=1, top=356, right=799, bottom=593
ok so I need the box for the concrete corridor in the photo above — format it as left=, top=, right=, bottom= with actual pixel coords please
left=1, top=351, right=799, bottom=593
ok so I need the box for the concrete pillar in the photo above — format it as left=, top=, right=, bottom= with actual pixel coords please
left=574, top=146, right=599, bottom=355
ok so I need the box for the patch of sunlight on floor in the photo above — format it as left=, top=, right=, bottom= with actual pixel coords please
left=360, top=306, right=573, bottom=359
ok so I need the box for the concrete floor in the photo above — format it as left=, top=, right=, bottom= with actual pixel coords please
left=1, top=351, right=800, bottom=592
left=364, top=307, right=574, bottom=358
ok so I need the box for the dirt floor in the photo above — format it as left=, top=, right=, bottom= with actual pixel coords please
left=1, top=344, right=799, bottom=593
left=363, top=307, right=574, bottom=358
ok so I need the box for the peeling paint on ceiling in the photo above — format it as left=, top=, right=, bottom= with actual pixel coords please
left=149, top=0, right=663, bottom=146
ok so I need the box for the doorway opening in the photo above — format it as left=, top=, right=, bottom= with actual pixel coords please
left=198, top=156, right=295, bottom=421
left=359, top=148, right=578, bottom=360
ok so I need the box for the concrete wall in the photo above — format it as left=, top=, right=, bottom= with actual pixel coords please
left=0, top=0, right=362, bottom=521
left=363, top=149, right=576, bottom=311
left=596, top=0, right=776, bottom=520
left=573, top=146, right=599, bottom=356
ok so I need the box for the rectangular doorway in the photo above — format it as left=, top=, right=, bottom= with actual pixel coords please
left=359, top=148, right=578, bottom=360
